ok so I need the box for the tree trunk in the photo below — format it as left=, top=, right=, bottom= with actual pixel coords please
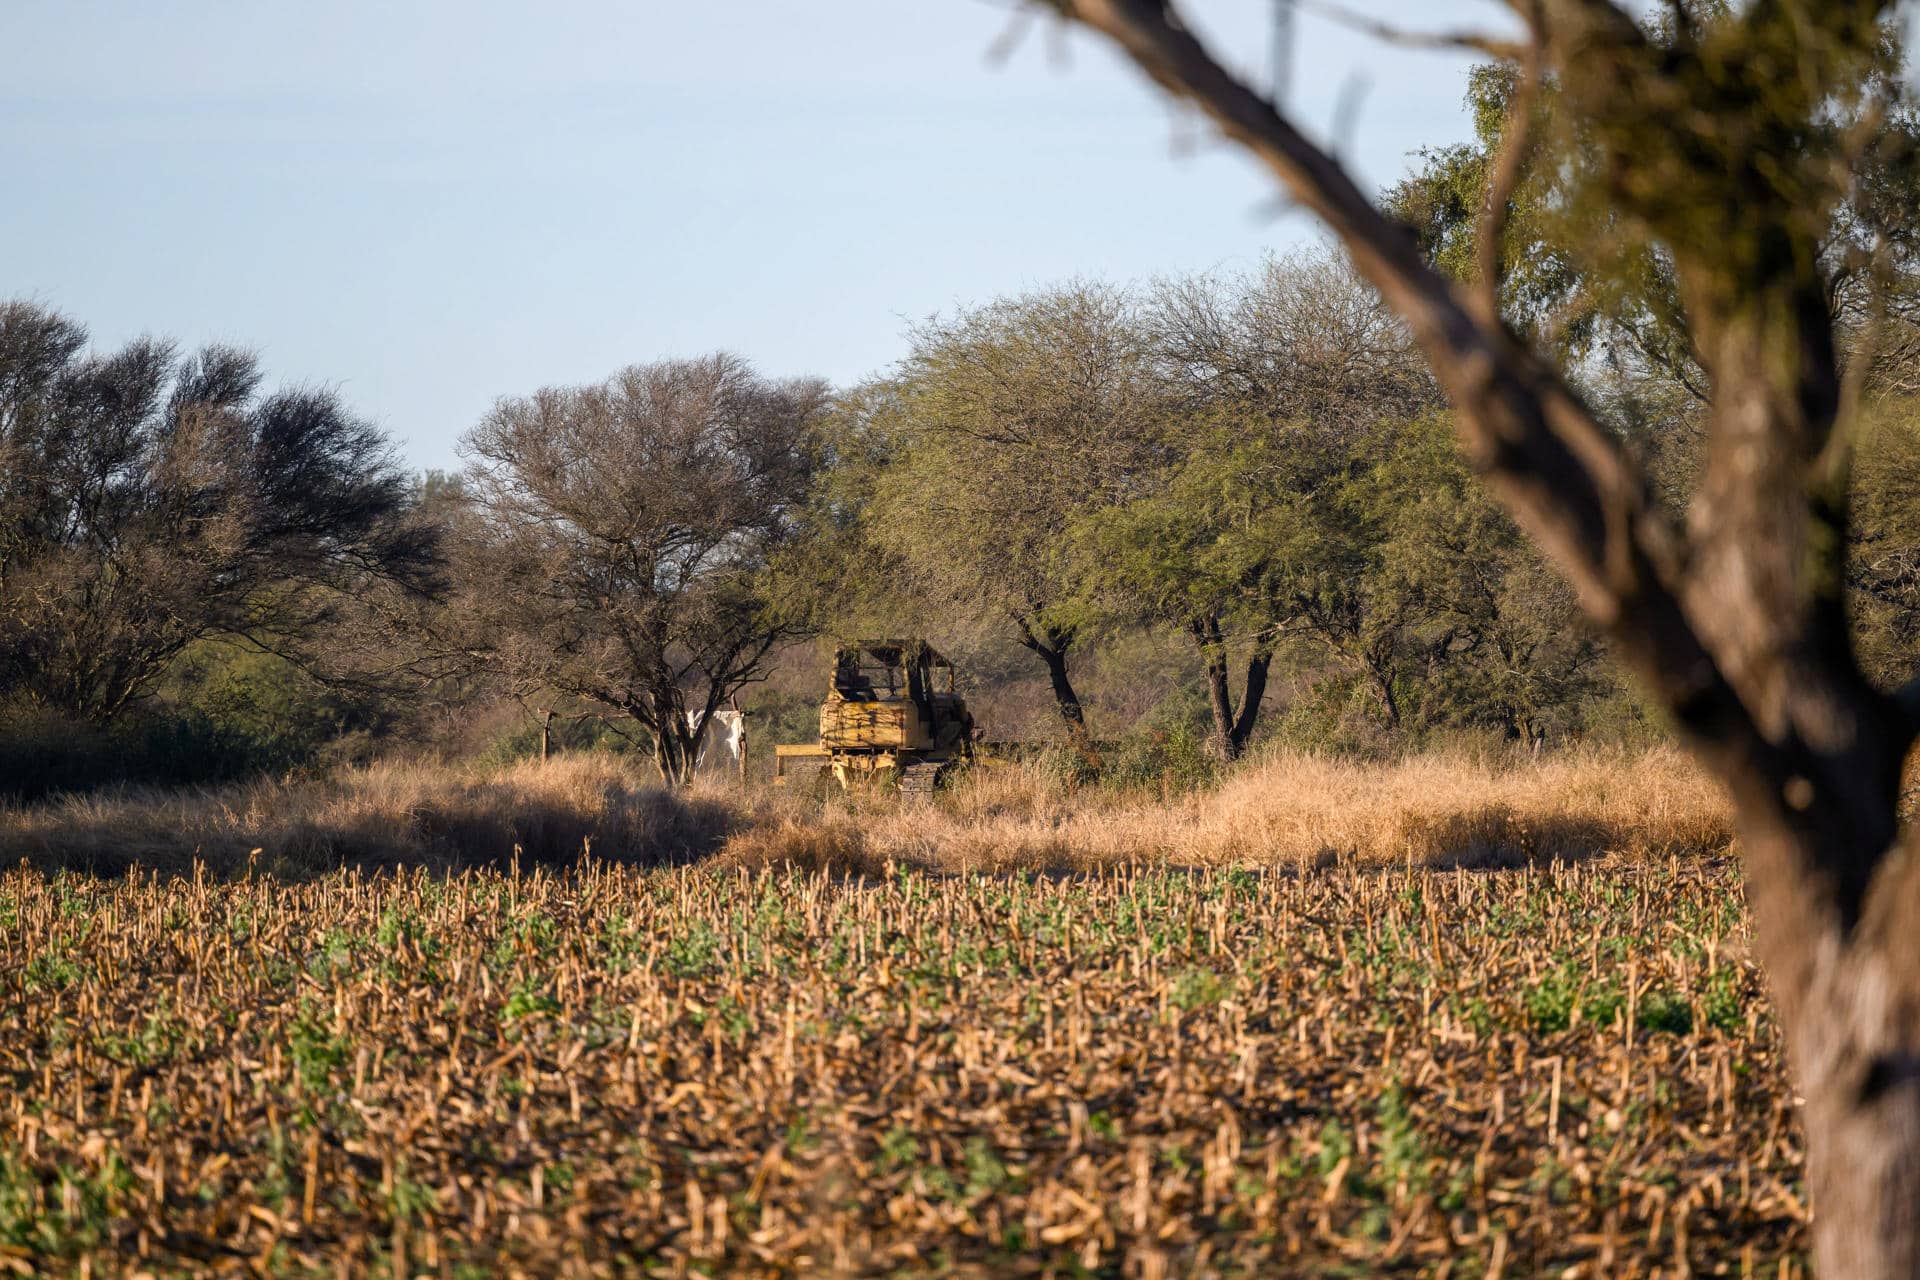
left=1230, top=644, right=1274, bottom=757
left=1017, top=618, right=1098, bottom=762
left=1742, top=819, right=1920, bottom=1277
left=1038, top=646, right=1096, bottom=758
left=643, top=691, right=699, bottom=788
left=1796, top=988, right=1920, bottom=1278
left=539, top=709, right=553, bottom=763
left=1369, top=665, right=1401, bottom=728
left=650, top=726, right=679, bottom=786
left=1191, top=616, right=1239, bottom=761
left=1190, top=618, right=1276, bottom=762
left=1716, top=698, right=1918, bottom=1274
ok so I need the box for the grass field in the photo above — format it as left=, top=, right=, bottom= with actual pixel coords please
left=2, top=850, right=1802, bottom=1277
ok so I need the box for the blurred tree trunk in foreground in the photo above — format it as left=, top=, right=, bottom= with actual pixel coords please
left=1039, top=0, right=1920, bottom=1271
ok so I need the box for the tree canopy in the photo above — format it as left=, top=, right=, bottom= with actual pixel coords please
left=451, top=354, right=824, bottom=784
left=0, top=301, right=436, bottom=725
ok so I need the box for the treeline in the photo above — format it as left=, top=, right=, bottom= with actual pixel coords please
left=6, top=72, right=1920, bottom=795
left=802, top=257, right=1611, bottom=764
left=7, top=251, right=1916, bottom=797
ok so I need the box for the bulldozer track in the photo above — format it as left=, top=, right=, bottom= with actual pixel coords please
left=898, top=761, right=948, bottom=797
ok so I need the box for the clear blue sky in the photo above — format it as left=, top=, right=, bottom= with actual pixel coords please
left=1, top=2, right=1500, bottom=469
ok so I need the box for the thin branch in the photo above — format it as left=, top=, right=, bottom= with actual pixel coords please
left=1292, top=0, right=1526, bottom=60
left=1475, top=11, right=1545, bottom=323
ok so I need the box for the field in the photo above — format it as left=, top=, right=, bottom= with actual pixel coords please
left=1, top=829, right=1805, bottom=1277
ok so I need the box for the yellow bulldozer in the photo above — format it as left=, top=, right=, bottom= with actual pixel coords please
left=774, top=640, right=976, bottom=795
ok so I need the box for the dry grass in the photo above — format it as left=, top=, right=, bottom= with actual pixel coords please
left=732, top=743, right=1734, bottom=875
left=0, top=755, right=735, bottom=878
left=0, top=744, right=1733, bottom=879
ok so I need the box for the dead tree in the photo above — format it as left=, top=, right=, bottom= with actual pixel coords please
left=1039, top=0, right=1920, bottom=1271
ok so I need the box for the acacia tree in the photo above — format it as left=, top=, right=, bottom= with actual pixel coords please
left=455, top=355, right=823, bottom=785
left=0, top=301, right=437, bottom=723
left=1102, top=253, right=1439, bottom=756
left=1038, top=0, right=1920, bottom=1267
left=1079, top=411, right=1309, bottom=759
left=1365, top=415, right=1607, bottom=743
left=864, top=282, right=1164, bottom=756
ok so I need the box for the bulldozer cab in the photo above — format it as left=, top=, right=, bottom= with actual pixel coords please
left=831, top=641, right=954, bottom=714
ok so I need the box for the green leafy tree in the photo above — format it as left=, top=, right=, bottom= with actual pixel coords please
left=1388, top=31, right=1920, bottom=399
left=1366, top=416, right=1608, bottom=743
left=1389, top=32, right=1920, bottom=717
left=1081, top=412, right=1305, bottom=758
left=1083, top=252, right=1437, bottom=757
left=855, top=282, right=1163, bottom=756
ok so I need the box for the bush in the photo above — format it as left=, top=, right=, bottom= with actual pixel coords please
left=1097, top=723, right=1217, bottom=795
left=0, top=646, right=402, bottom=802
left=0, top=708, right=286, bottom=803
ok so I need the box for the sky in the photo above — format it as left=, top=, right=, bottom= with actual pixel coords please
left=0, top=2, right=1505, bottom=469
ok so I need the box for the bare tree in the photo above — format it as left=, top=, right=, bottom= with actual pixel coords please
left=1148, top=249, right=1436, bottom=434
left=0, top=301, right=437, bottom=724
left=1036, top=0, right=1920, bottom=1269
left=454, top=355, right=823, bottom=785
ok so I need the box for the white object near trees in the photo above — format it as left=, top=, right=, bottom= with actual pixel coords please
left=688, top=709, right=747, bottom=783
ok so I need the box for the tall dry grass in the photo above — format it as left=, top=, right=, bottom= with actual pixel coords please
left=722, top=743, right=1734, bottom=874
left=0, top=754, right=734, bottom=877
left=2, top=743, right=1734, bottom=878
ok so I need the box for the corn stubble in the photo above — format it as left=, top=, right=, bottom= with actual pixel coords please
left=3, top=857, right=1801, bottom=1277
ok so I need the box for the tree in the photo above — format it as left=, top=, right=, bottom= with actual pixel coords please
left=453, top=355, right=823, bottom=785
left=1388, top=45, right=1920, bottom=400
left=1040, top=1, right=1920, bottom=1268
left=860, top=282, right=1164, bottom=757
left=0, top=301, right=437, bottom=724
left=1098, top=252, right=1439, bottom=757
left=1365, top=415, right=1607, bottom=744
left=1079, top=410, right=1307, bottom=759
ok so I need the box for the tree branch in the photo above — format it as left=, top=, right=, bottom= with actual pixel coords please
left=1294, top=0, right=1526, bottom=60
left=1475, top=10, right=1544, bottom=322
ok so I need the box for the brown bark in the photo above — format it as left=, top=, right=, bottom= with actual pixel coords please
left=643, top=688, right=699, bottom=788
left=1190, top=615, right=1274, bottom=761
left=1233, top=646, right=1272, bottom=751
left=1192, top=616, right=1238, bottom=759
left=1044, top=1, right=1919, bottom=1268
left=1017, top=617, right=1099, bottom=761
